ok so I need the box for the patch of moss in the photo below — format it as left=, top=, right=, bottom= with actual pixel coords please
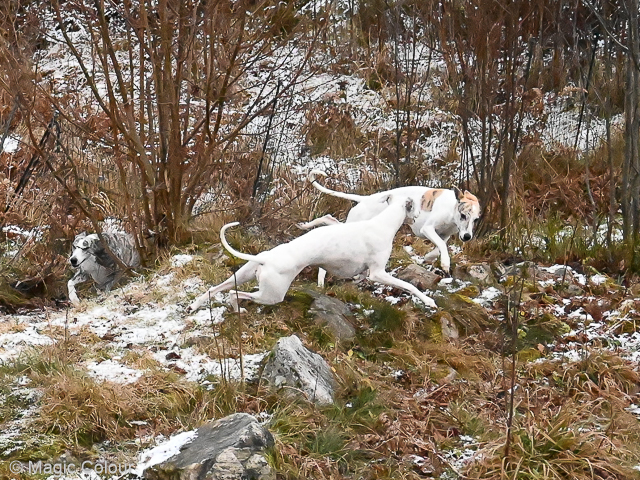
left=456, top=285, right=480, bottom=298
left=517, top=348, right=544, bottom=362
left=518, top=313, right=571, bottom=350
left=6, top=435, right=67, bottom=463
left=612, top=319, right=640, bottom=335
left=355, top=301, right=408, bottom=353
left=307, top=323, right=336, bottom=350
left=424, top=311, right=460, bottom=342
left=435, top=293, right=495, bottom=336
left=285, top=290, right=316, bottom=311
left=368, top=302, right=406, bottom=333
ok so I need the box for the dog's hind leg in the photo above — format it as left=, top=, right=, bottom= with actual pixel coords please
left=188, top=263, right=258, bottom=312
left=227, top=270, right=292, bottom=311
left=367, top=270, right=437, bottom=309
left=297, top=214, right=341, bottom=230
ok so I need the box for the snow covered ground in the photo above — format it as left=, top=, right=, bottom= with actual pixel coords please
left=0, top=3, right=636, bottom=478
left=0, top=255, right=265, bottom=383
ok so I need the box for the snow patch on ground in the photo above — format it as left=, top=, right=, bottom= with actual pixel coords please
left=439, top=434, right=480, bottom=480
left=153, top=347, right=267, bottom=383
left=85, top=359, right=144, bottom=384
left=473, top=287, right=502, bottom=306
left=1, top=134, right=21, bottom=153
left=0, top=327, right=53, bottom=362
left=135, top=430, right=198, bottom=476
left=171, top=255, right=194, bottom=268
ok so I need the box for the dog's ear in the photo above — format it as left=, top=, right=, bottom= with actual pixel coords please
left=453, top=186, right=463, bottom=201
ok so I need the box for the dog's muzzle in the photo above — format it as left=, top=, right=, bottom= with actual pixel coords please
left=70, top=256, right=87, bottom=268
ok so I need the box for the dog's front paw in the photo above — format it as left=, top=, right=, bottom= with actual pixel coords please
left=434, top=267, right=449, bottom=277
left=425, top=298, right=437, bottom=309
left=187, top=301, right=201, bottom=313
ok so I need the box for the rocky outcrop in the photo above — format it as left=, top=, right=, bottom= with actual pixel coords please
left=453, top=263, right=495, bottom=286
left=261, top=335, right=336, bottom=405
left=396, top=264, right=442, bottom=290
left=143, top=413, right=274, bottom=480
left=306, top=291, right=356, bottom=342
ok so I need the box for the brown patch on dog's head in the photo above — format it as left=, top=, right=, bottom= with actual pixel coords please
left=462, top=190, right=479, bottom=203
left=454, top=189, right=482, bottom=242
left=453, top=186, right=479, bottom=203
left=421, top=189, right=444, bottom=212
left=457, top=191, right=480, bottom=217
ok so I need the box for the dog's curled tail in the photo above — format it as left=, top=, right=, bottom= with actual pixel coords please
left=307, top=169, right=365, bottom=203
left=220, top=222, right=265, bottom=265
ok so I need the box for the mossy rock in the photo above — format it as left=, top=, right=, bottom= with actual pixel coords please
left=518, top=313, right=571, bottom=349
left=456, top=286, right=480, bottom=298
left=590, top=283, right=621, bottom=296
left=610, top=319, right=639, bottom=335
left=501, top=276, right=538, bottom=293
left=434, top=293, right=496, bottom=336
left=0, top=278, right=29, bottom=308
left=285, top=290, right=316, bottom=310
left=453, top=263, right=495, bottom=286
left=426, top=311, right=460, bottom=342
left=516, top=348, right=544, bottom=362
left=539, top=294, right=556, bottom=305
left=356, top=301, right=407, bottom=351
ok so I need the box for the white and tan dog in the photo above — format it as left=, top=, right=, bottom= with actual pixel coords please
left=299, top=170, right=481, bottom=285
left=188, top=195, right=437, bottom=313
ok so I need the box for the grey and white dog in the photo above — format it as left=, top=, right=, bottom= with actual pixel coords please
left=68, top=231, right=140, bottom=306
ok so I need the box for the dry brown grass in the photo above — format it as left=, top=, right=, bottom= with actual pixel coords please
left=466, top=400, right=640, bottom=480
left=302, top=103, right=365, bottom=158
left=28, top=364, right=256, bottom=446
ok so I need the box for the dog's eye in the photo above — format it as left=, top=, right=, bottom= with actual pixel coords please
left=460, top=214, right=467, bottom=221
left=79, top=240, right=90, bottom=249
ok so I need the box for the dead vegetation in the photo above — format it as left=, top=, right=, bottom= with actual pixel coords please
left=1, top=0, right=640, bottom=479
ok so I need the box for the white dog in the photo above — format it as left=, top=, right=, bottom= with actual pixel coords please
left=68, top=231, right=140, bottom=306
left=299, top=170, right=481, bottom=285
left=188, top=196, right=437, bottom=313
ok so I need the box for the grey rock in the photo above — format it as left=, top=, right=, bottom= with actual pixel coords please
left=261, top=335, right=336, bottom=405
left=491, top=262, right=508, bottom=279
left=307, top=293, right=356, bottom=342
left=396, top=264, right=441, bottom=290
left=564, top=283, right=584, bottom=296
left=501, top=261, right=539, bottom=279
left=453, top=263, right=494, bottom=285
left=439, top=312, right=459, bottom=341
left=143, top=413, right=274, bottom=480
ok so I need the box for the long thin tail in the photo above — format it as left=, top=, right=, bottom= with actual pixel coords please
left=220, top=222, right=265, bottom=265
left=308, top=169, right=365, bottom=203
